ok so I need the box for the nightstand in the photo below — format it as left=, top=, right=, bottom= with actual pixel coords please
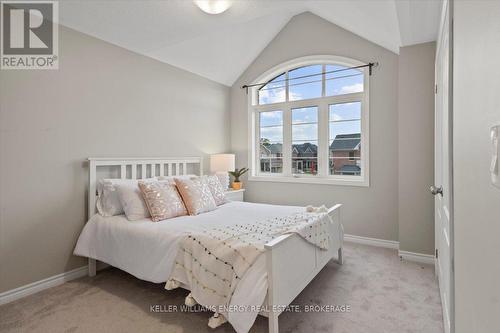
left=225, top=189, right=245, bottom=202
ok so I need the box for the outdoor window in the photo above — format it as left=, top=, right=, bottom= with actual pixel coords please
left=292, top=107, right=318, bottom=175
left=289, top=65, right=322, bottom=101
left=329, top=102, right=362, bottom=176
left=258, top=74, right=286, bottom=105
left=259, top=111, right=283, bottom=174
left=325, top=64, right=364, bottom=96
left=250, top=57, right=369, bottom=186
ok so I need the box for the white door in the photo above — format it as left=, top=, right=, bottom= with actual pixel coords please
left=433, top=1, right=453, bottom=332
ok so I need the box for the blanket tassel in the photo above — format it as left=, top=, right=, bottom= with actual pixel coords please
left=165, top=279, right=180, bottom=290
left=185, top=293, right=198, bottom=307
left=208, top=312, right=227, bottom=329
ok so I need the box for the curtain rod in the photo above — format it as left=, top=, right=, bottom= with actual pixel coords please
left=241, top=62, right=378, bottom=92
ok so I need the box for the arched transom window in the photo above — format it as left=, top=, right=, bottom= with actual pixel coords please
left=248, top=56, right=370, bottom=186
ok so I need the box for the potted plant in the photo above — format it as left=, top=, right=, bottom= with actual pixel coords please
left=229, top=168, right=249, bottom=190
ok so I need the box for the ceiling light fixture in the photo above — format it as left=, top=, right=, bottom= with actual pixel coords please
left=194, top=0, right=231, bottom=15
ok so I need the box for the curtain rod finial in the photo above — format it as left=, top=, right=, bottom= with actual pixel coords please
left=369, top=62, right=379, bottom=76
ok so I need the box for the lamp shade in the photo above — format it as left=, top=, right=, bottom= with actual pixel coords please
left=210, top=154, right=235, bottom=173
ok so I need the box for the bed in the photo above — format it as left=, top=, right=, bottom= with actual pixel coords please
left=75, top=157, right=344, bottom=333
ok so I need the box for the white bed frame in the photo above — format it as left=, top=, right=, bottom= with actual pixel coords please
left=87, top=157, right=343, bottom=333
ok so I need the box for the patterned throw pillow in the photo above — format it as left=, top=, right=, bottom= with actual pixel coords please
left=138, top=181, right=187, bottom=222
left=174, top=177, right=217, bottom=215
left=203, top=175, right=227, bottom=206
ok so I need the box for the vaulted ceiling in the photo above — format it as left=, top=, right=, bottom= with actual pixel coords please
left=59, top=0, right=442, bottom=86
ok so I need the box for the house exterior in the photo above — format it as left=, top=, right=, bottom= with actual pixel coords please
left=260, top=133, right=360, bottom=175
left=329, top=133, right=361, bottom=175
left=292, top=142, right=318, bottom=174
left=260, top=142, right=283, bottom=173
left=260, top=142, right=319, bottom=174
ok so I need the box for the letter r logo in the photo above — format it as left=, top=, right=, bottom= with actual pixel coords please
left=2, top=2, right=53, bottom=55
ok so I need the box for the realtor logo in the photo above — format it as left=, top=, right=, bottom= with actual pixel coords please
left=1, top=0, right=58, bottom=69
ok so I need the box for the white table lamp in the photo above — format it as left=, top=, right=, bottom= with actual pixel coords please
left=210, top=154, right=235, bottom=190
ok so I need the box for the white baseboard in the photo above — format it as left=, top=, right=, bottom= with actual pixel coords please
left=344, top=234, right=435, bottom=265
left=398, top=250, right=435, bottom=265
left=0, top=266, right=87, bottom=306
left=344, top=233, right=399, bottom=249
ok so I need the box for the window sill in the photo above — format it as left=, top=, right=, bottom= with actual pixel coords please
left=248, top=175, right=369, bottom=187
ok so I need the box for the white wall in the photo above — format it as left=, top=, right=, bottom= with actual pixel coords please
left=231, top=12, right=400, bottom=241
left=398, top=42, right=436, bottom=255
left=0, top=25, right=230, bottom=293
left=453, top=1, right=500, bottom=331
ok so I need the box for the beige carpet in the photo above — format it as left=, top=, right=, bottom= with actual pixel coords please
left=0, top=243, right=443, bottom=333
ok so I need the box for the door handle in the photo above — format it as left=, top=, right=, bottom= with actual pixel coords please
left=430, top=185, right=443, bottom=196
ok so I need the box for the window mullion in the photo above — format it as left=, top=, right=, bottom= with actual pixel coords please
left=318, top=101, right=329, bottom=177
left=254, top=110, right=260, bottom=176
left=322, top=64, right=326, bottom=97
left=282, top=104, right=292, bottom=177
left=285, top=71, right=289, bottom=102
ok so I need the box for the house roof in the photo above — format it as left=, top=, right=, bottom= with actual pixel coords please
left=261, top=143, right=282, bottom=154
left=292, top=142, right=318, bottom=154
left=267, top=143, right=282, bottom=154
left=330, top=133, right=361, bottom=151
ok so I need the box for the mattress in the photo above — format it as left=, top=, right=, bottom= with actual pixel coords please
left=74, top=201, right=303, bottom=333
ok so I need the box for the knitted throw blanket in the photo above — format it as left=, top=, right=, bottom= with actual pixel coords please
left=165, top=211, right=332, bottom=313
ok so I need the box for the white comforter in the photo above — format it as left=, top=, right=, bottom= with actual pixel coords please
left=74, top=201, right=303, bottom=332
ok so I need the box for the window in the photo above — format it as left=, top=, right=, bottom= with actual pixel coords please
left=258, top=74, right=286, bottom=105
left=289, top=65, right=322, bottom=101
left=329, top=102, right=361, bottom=176
left=250, top=56, right=369, bottom=186
left=259, top=111, right=283, bottom=173
left=292, top=107, right=318, bottom=175
left=325, top=64, right=364, bottom=96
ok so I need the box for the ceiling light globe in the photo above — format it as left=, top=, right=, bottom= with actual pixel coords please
left=195, top=0, right=231, bottom=15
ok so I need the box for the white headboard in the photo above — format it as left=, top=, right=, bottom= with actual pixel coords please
left=88, top=157, right=203, bottom=218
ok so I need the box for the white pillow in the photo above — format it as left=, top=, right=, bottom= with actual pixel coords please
left=96, top=178, right=156, bottom=217
left=203, top=175, right=227, bottom=206
left=116, top=181, right=152, bottom=221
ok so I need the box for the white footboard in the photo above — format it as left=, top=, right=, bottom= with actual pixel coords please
left=264, top=204, right=343, bottom=333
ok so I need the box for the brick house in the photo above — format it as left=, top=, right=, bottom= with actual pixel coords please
left=329, top=133, right=361, bottom=175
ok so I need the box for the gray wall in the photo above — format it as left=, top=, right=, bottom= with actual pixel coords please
left=0, top=25, right=230, bottom=293
left=398, top=42, right=436, bottom=255
left=454, top=1, right=500, bottom=331
left=230, top=12, right=400, bottom=241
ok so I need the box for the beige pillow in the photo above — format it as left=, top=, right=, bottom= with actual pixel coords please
left=138, top=181, right=187, bottom=222
left=203, top=175, right=227, bottom=206
left=175, top=177, right=217, bottom=216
